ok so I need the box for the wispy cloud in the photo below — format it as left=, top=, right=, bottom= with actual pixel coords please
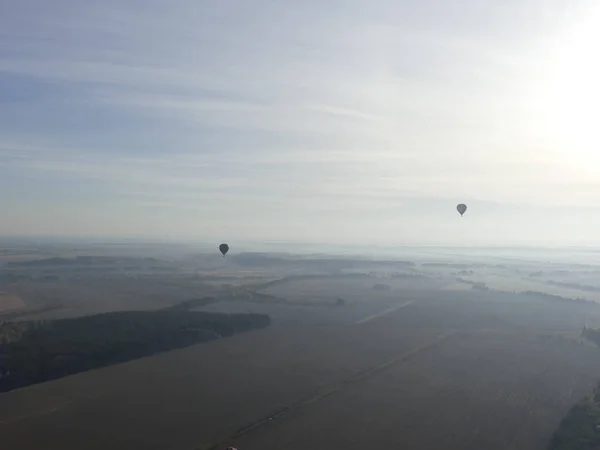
left=1, top=0, right=598, bottom=244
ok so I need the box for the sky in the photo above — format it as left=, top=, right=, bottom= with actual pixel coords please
left=1, top=0, right=600, bottom=246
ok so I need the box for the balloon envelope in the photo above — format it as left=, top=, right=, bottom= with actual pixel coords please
left=219, top=243, right=229, bottom=256
left=456, top=204, right=467, bottom=216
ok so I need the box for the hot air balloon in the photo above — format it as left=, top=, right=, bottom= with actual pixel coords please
left=456, top=203, right=467, bottom=217
left=219, top=243, right=230, bottom=257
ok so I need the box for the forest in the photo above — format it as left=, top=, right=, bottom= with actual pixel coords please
left=0, top=310, right=270, bottom=392
left=547, top=328, right=600, bottom=450
left=548, top=382, right=600, bottom=450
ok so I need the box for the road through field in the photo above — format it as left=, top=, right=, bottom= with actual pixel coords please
left=0, top=296, right=433, bottom=450
left=223, top=293, right=600, bottom=450
left=2, top=291, right=600, bottom=450
left=229, top=328, right=600, bottom=450
left=352, top=300, right=414, bottom=325
left=209, top=329, right=454, bottom=449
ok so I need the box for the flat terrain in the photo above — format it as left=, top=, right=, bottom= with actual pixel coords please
left=3, top=244, right=600, bottom=449
left=231, top=331, right=598, bottom=450
left=1, top=283, right=599, bottom=450
left=0, top=291, right=26, bottom=312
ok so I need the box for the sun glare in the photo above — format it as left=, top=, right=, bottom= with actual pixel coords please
left=541, top=4, right=600, bottom=170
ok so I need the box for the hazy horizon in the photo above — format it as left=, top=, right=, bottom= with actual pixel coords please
left=2, top=0, right=600, bottom=245
left=5, top=235, right=600, bottom=262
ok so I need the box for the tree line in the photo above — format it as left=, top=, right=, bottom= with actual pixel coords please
left=0, top=310, right=270, bottom=393
left=548, top=381, right=600, bottom=450
left=548, top=327, right=600, bottom=449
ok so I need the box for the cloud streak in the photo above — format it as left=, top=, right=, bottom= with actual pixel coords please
left=1, top=0, right=599, bottom=244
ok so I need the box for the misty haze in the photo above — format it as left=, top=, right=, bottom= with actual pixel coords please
left=3, top=0, right=600, bottom=449
left=3, top=242, right=600, bottom=449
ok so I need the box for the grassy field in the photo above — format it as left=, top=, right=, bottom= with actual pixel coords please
left=0, top=291, right=26, bottom=312
left=231, top=334, right=599, bottom=450
left=1, top=282, right=599, bottom=450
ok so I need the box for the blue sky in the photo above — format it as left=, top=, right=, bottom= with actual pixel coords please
left=2, top=0, right=600, bottom=245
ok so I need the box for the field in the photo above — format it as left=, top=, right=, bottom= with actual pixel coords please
left=0, top=291, right=26, bottom=312
left=2, top=243, right=600, bottom=449
left=2, top=288, right=600, bottom=449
